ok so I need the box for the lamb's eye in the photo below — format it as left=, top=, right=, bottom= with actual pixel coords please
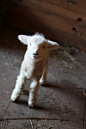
left=43, top=46, right=45, bottom=49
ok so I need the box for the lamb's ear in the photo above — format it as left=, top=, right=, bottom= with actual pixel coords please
left=18, top=35, right=31, bottom=45
left=46, top=40, right=60, bottom=50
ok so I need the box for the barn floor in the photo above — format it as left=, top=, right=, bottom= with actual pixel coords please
left=0, top=27, right=86, bottom=129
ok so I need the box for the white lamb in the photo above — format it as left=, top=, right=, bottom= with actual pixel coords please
left=11, top=33, right=59, bottom=107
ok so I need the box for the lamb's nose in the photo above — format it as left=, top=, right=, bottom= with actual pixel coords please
left=33, top=53, right=38, bottom=56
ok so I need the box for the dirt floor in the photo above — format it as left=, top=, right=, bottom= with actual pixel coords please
left=0, top=27, right=86, bottom=129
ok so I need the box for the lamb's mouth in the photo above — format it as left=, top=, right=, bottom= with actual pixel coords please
left=34, top=55, right=41, bottom=58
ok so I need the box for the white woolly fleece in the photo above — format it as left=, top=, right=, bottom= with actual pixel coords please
left=11, top=33, right=60, bottom=107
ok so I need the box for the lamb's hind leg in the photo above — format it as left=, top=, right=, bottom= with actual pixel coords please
left=40, top=64, right=48, bottom=85
left=28, top=78, right=40, bottom=107
left=11, top=71, right=26, bottom=102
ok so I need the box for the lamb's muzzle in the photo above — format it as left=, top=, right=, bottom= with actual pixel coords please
left=11, top=33, right=60, bottom=107
left=33, top=53, right=38, bottom=58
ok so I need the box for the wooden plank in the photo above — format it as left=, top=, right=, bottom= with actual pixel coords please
left=6, top=1, right=86, bottom=33
left=5, top=0, right=86, bottom=51
left=9, top=0, right=86, bottom=16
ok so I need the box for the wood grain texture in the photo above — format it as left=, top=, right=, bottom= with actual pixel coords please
left=5, top=0, right=86, bottom=51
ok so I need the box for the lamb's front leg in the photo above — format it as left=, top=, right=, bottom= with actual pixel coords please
left=11, top=71, right=26, bottom=102
left=40, top=64, right=48, bottom=85
left=28, top=78, right=40, bottom=107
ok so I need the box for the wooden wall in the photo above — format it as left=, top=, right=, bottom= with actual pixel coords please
left=5, top=0, right=86, bottom=51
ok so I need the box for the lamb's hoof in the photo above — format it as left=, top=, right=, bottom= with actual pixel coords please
left=41, top=83, right=46, bottom=86
left=39, top=79, right=45, bottom=86
left=28, top=102, right=35, bottom=108
left=11, top=95, right=19, bottom=102
left=28, top=103, right=35, bottom=108
left=40, top=81, right=46, bottom=86
left=28, top=100, right=35, bottom=108
left=11, top=92, right=21, bottom=102
left=29, top=105, right=34, bottom=108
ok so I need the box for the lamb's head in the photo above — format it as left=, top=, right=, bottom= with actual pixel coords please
left=18, top=33, right=60, bottom=61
